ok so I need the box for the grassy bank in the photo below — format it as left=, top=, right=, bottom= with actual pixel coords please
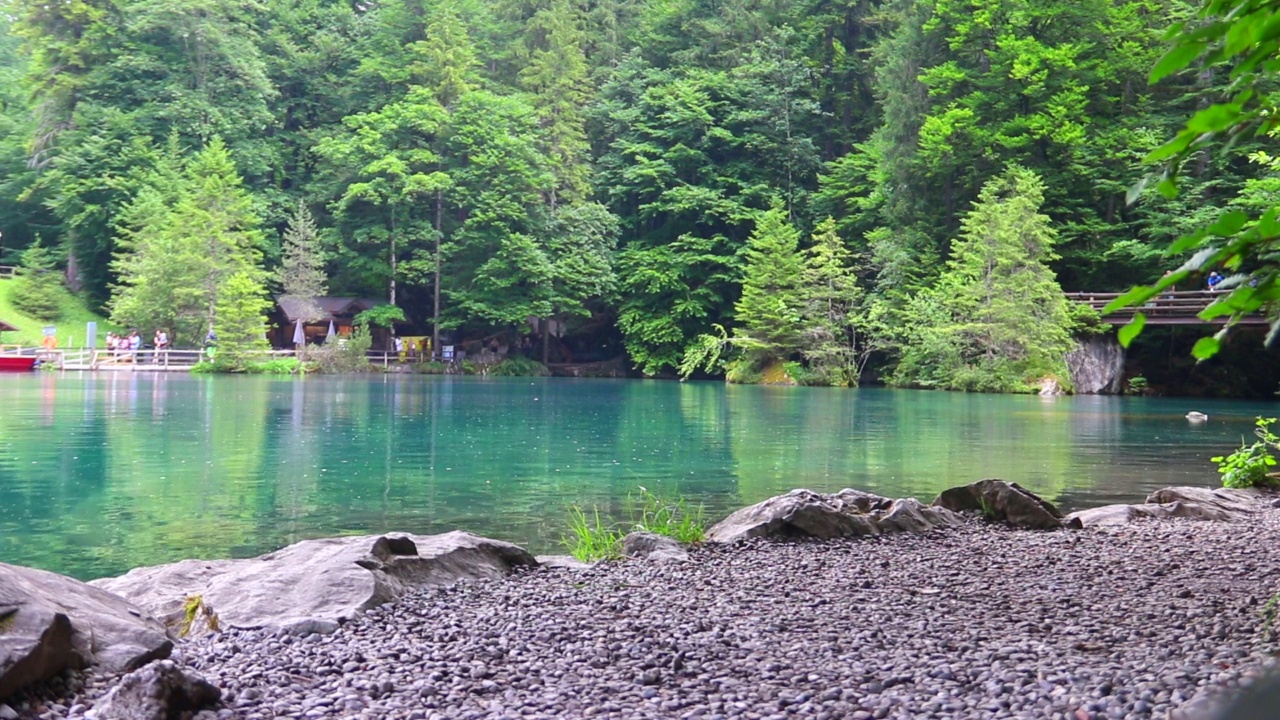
left=0, top=279, right=115, bottom=347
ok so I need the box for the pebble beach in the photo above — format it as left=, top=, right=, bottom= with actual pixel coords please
left=9, top=511, right=1280, bottom=720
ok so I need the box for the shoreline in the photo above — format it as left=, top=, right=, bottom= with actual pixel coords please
left=4, top=485, right=1280, bottom=719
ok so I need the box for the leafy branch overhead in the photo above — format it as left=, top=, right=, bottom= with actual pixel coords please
left=1112, top=0, right=1280, bottom=355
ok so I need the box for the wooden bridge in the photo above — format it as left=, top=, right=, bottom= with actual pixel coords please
left=1065, top=290, right=1270, bottom=326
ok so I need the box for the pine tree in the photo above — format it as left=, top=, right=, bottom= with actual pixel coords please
left=800, top=217, right=865, bottom=385
left=278, top=202, right=327, bottom=323
left=10, top=236, right=66, bottom=321
left=733, top=206, right=804, bottom=361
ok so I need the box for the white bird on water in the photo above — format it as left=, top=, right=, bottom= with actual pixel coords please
left=1186, top=411, right=1208, bottom=422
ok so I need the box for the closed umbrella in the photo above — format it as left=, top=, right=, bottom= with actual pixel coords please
left=292, top=318, right=305, bottom=347
left=326, top=320, right=336, bottom=339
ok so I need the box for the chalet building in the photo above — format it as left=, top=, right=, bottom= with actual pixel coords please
left=269, top=296, right=398, bottom=349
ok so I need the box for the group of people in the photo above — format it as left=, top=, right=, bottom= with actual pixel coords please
left=392, top=336, right=433, bottom=362
left=104, top=329, right=168, bottom=360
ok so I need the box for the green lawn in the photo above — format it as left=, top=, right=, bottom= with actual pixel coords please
left=0, top=279, right=116, bottom=347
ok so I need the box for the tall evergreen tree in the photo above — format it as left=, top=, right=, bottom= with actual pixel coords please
left=733, top=206, right=805, bottom=361
left=278, top=202, right=328, bottom=323
left=894, top=166, right=1074, bottom=392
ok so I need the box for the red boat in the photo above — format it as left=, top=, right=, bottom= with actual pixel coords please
left=0, top=356, right=37, bottom=372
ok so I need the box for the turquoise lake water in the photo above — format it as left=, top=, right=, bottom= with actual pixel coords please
left=0, top=373, right=1275, bottom=580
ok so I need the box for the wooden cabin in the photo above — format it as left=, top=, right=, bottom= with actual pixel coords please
left=269, top=296, right=399, bottom=349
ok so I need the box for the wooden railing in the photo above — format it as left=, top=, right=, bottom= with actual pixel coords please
left=1065, top=290, right=1270, bottom=326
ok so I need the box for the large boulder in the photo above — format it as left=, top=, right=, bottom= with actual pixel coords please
left=87, top=660, right=220, bottom=720
left=622, top=532, right=690, bottom=562
left=0, top=563, right=172, bottom=700
left=1066, top=486, right=1266, bottom=528
left=90, top=531, right=536, bottom=637
left=706, top=489, right=964, bottom=544
left=933, top=479, right=1065, bottom=530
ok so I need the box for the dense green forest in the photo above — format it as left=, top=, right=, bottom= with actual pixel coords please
left=0, top=0, right=1273, bottom=387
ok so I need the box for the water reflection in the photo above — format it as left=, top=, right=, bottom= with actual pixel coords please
left=0, top=374, right=1274, bottom=580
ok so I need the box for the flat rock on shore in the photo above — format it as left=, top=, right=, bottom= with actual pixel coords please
left=1066, top=486, right=1268, bottom=528
left=0, top=563, right=171, bottom=700
left=89, top=531, right=537, bottom=638
left=706, top=488, right=963, bottom=542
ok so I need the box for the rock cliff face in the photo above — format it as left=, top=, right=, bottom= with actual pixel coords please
left=1066, top=334, right=1126, bottom=394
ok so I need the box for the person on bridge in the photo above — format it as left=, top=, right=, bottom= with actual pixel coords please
left=1207, top=271, right=1224, bottom=291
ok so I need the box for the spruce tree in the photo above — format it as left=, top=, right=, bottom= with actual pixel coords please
left=733, top=206, right=804, bottom=361
left=278, top=202, right=327, bottom=323
left=213, top=271, right=272, bottom=369
left=800, top=217, right=864, bottom=385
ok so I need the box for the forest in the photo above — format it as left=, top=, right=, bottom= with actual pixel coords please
left=0, top=0, right=1275, bottom=389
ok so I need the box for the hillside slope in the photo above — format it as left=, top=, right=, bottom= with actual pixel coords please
left=0, top=278, right=114, bottom=347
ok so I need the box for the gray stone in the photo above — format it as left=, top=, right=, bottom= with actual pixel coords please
left=1066, top=335, right=1125, bottom=395
left=534, top=555, right=593, bottom=571
left=0, top=563, right=172, bottom=699
left=1066, top=486, right=1265, bottom=528
left=933, top=479, right=1065, bottom=530
left=621, top=532, right=690, bottom=562
left=90, top=531, right=537, bottom=636
left=706, top=489, right=964, bottom=543
left=88, top=660, right=220, bottom=720
left=0, top=704, right=17, bottom=720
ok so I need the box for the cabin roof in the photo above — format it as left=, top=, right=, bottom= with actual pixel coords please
left=275, top=296, right=384, bottom=323
left=0, top=319, right=18, bottom=332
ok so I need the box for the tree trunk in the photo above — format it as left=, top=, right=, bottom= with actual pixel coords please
left=389, top=220, right=397, bottom=308
left=542, top=317, right=550, bottom=364
left=433, top=189, right=443, bottom=363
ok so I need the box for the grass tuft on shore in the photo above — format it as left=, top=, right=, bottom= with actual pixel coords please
left=563, top=487, right=707, bottom=562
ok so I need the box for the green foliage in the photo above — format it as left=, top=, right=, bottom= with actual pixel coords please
left=562, top=506, right=624, bottom=562
left=211, top=271, right=272, bottom=371
left=625, top=487, right=706, bottom=544
left=245, top=357, right=302, bottom=375
left=734, top=205, right=805, bottom=362
left=489, top=357, right=550, bottom=376
left=562, top=487, right=707, bottom=562
left=308, top=327, right=373, bottom=374
left=10, top=239, right=68, bottom=322
left=893, top=167, right=1075, bottom=392
left=1124, top=376, right=1150, bottom=396
left=1106, top=0, right=1280, bottom=354
left=1211, top=418, right=1280, bottom=489
left=353, top=304, right=406, bottom=329
left=278, top=202, right=328, bottom=323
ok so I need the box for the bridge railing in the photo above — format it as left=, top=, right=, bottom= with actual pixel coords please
left=1065, top=289, right=1239, bottom=323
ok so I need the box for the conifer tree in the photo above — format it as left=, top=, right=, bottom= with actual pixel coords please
left=733, top=206, right=804, bottom=361
left=278, top=202, right=327, bottom=323
left=213, top=270, right=272, bottom=369
left=800, top=217, right=864, bottom=385
left=894, top=166, right=1074, bottom=391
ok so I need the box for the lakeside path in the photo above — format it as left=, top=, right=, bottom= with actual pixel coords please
left=16, top=513, right=1280, bottom=720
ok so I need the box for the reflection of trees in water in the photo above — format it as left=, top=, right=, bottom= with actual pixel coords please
left=725, top=389, right=1099, bottom=505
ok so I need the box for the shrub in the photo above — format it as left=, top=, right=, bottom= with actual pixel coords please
left=308, top=327, right=372, bottom=374
left=1212, top=417, right=1280, bottom=489
left=490, top=356, right=550, bottom=376
left=246, top=357, right=302, bottom=375
left=1125, top=376, right=1150, bottom=396
left=11, top=274, right=66, bottom=322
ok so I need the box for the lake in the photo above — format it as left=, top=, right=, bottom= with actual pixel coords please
left=0, top=373, right=1275, bottom=580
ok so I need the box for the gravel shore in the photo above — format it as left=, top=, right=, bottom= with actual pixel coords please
left=11, top=514, right=1280, bottom=720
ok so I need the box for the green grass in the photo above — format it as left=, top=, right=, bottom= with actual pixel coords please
left=562, top=487, right=708, bottom=562
left=0, top=279, right=116, bottom=347
left=563, top=506, right=625, bottom=562
left=627, top=487, right=707, bottom=543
